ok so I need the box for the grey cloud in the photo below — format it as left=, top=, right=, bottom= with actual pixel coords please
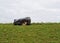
left=0, top=0, right=60, bottom=23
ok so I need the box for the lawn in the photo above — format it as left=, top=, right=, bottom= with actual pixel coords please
left=0, top=23, right=60, bottom=43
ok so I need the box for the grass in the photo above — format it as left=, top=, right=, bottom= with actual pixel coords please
left=0, top=23, right=60, bottom=43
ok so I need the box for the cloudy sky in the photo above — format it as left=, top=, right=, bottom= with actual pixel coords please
left=0, top=0, right=60, bottom=23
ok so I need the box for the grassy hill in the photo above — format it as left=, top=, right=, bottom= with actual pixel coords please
left=0, top=23, right=60, bottom=43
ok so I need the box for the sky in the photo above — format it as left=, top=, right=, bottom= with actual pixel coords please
left=0, top=0, right=60, bottom=23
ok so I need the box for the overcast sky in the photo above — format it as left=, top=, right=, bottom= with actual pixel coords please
left=0, top=0, right=60, bottom=23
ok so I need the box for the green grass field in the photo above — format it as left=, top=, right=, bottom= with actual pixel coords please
left=0, top=23, right=60, bottom=43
